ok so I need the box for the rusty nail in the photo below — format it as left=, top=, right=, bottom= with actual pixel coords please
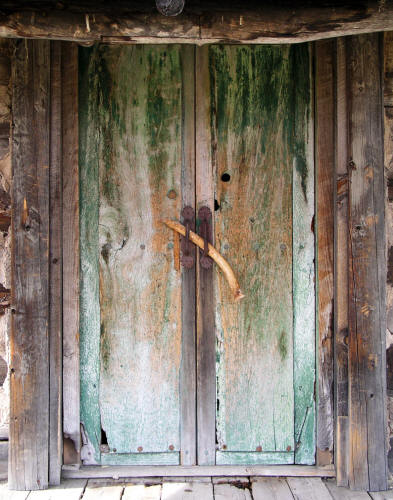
left=256, top=446, right=262, bottom=452
left=137, top=446, right=143, bottom=452
left=286, top=445, right=292, bottom=452
left=113, top=448, right=117, bottom=452
left=222, top=444, right=227, bottom=450
left=169, top=444, right=174, bottom=451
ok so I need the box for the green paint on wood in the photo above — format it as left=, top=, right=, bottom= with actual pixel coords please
left=80, top=45, right=185, bottom=460
left=79, top=46, right=102, bottom=463
left=101, top=452, right=179, bottom=466
left=291, top=44, right=316, bottom=465
left=211, top=45, right=295, bottom=456
left=216, top=452, right=294, bottom=465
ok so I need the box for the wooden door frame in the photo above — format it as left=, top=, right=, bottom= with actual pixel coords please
left=9, top=35, right=388, bottom=491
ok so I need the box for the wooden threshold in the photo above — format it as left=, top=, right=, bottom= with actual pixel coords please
left=62, top=465, right=335, bottom=479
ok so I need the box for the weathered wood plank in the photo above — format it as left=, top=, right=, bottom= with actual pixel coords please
left=324, top=479, right=370, bottom=499
left=180, top=45, right=196, bottom=467
left=0, top=484, right=30, bottom=500
left=162, top=481, right=214, bottom=499
left=216, top=452, right=293, bottom=465
left=291, top=44, right=315, bottom=465
left=347, top=33, right=388, bottom=491
left=10, top=39, right=50, bottom=490
left=63, top=464, right=336, bottom=478
left=210, top=44, right=295, bottom=460
left=251, top=478, right=293, bottom=500
left=82, top=484, right=123, bottom=500
left=26, top=479, right=87, bottom=500
left=62, top=42, right=80, bottom=465
left=315, top=39, right=334, bottom=467
left=334, top=36, right=349, bottom=488
left=79, top=44, right=101, bottom=464
left=123, top=484, right=162, bottom=500
left=49, top=40, right=63, bottom=486
left=213, top=483, right=251, bottom=500
left=2, top=3, right=393, bottom=44
left=196, top=45, right=216, bottom=466
left=369, top=492, right=393, bottom=499
left=286, top=478, right=332, bottom=500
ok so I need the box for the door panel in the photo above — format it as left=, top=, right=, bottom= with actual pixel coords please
left=208, top=45, right=315, bottom=465
left=79, top=45, right=189, bottom=464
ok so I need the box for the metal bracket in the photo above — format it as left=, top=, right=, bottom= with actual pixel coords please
left=180, top=206, right=195, bottom=269
left=198, top=206, right=213, bottom=269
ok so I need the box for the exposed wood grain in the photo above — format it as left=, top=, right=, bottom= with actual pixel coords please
left=82, top=484, right=123, bottom=500
left=123, top=484, right=162, bottom=500
left=286, top=477, right=332, bottom=500
left=291, top=44, right=315, bottom=465
left=196, top=45, right=216, bottom=466
left=324, top=478, right=370, bottom=499
left=315, top=39, right=334, bottom=466
left=49, top=40, right=63, bottom=486
left=62, top=464, right=336, bottom=479
left=80, top=45, right=184, bottom=462
left=162, top=481, right=214, bottom=499
left=62, top=42, right=80, bottom=465
left=251, top=478, right=294, bottom=500
left=10, top=39, right=50, bottom=490
left=210, top=45, right=295, bottom=461
left=180, top=45, right=196, bottom=466
left=26, top=479, right=87, bottom=500
left=347, top=34, right=387, bottom=492
left=215, top=452, right=293, bottom=466
left=384, top=32, right=393, bottom=107
left=335, top=36, right=349, bottom=488
left=2, top=2, right=393, bottom=44
left=79, top=43, right=101, bottom=464
left=214, top=483, right=252, bottom=500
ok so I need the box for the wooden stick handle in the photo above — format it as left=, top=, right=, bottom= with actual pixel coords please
left=163, top=219, right=245, bottom=301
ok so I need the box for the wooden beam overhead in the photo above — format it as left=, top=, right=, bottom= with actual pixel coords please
left=1, top=1, right=393, bottom=44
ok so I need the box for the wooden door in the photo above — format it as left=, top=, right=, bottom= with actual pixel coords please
left=79, top=44, right=315, bottom=467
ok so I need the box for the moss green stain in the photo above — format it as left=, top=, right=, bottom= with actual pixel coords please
left=100, top=321, right=111, bottom=372
left=278, top=331, right=288, bottom=361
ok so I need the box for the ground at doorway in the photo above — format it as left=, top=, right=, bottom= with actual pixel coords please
left=0, top=477, right=392, bottom=499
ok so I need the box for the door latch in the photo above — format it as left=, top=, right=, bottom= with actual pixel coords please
left=180, top=206, right=195, bottom=269
left=198, top=206, right=213, bottom=269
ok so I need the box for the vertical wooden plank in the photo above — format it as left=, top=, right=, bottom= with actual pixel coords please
left=292, top=44, right=316, bottom=465
left=315, top=39, right=335, bottom=466
left=49, top=40, right=63, bottom=485
left=180, top=45, right=196, bottom=466
left=62, top=42, right=81, bottom=465
left=195, top=45, right=216, bottom=465
left=79, top=44, right=101, bottom=463
left=211, top=45, right=294, bottom=460
left=347, top=33, right=387, bottom=491
left=335, top=36, right=350, bottom=487
left=10, top=39, right=50, bottom=490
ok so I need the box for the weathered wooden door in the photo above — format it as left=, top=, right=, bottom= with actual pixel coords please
left=79, top=44, right=315, bottom=467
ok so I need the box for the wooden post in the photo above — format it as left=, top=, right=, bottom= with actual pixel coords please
left=315, top=39, right=335, bottom=467
left=10, top=39, right=51, bottom=490
left=347, top=33, right=388, bottom=491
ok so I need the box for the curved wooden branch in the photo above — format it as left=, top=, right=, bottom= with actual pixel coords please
left=163, top=219, right=245, bottom=302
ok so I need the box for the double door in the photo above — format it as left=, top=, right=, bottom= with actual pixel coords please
left=79, top=44, right=315, bottom=467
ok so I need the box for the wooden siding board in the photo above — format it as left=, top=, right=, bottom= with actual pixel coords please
left=49, top=40, right=63, bottom=486
left=62, top=42, right=80, bottom=464
left=292, top=44, right=316, bottom=465
left=196, top=45, right=216, bottom=466
left=335, top=36, right=350, bottom=487
left=315, top=39, right=335, bottom=466
left=180, top=45, right=197, bottom=466
left=79, top=44, right=101, bottom=464
left=10, top=39, right=51, bottom=490
left=210, top=45, right=295, bottom=456
left=347, top=33, right=388, bottom=491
